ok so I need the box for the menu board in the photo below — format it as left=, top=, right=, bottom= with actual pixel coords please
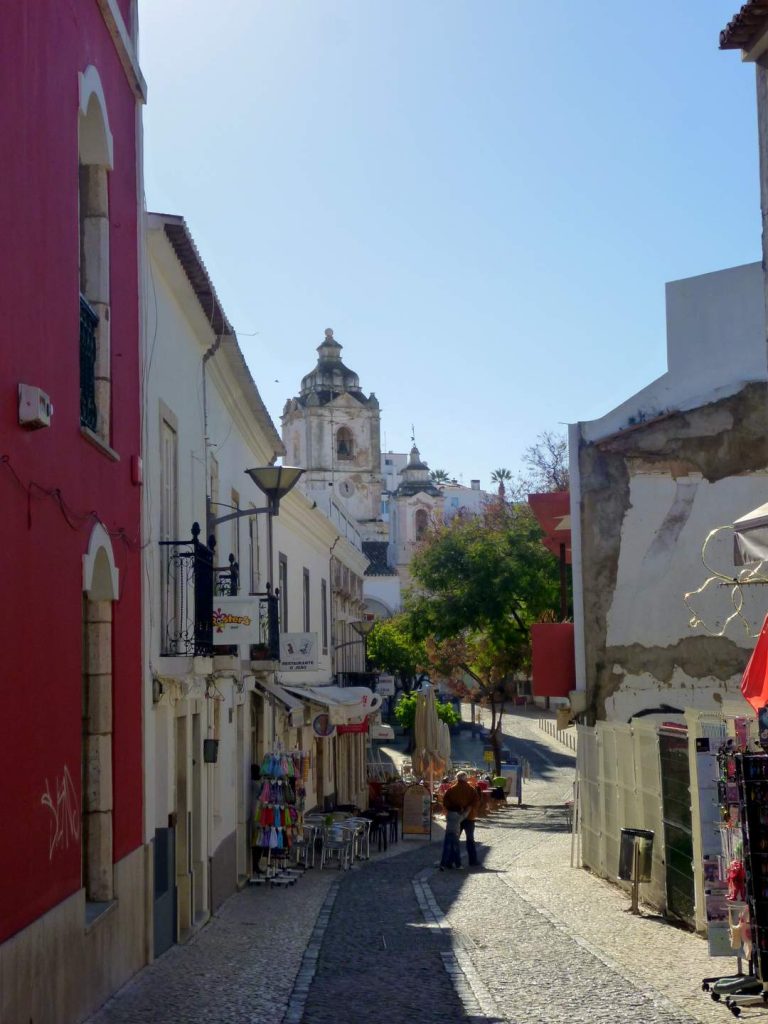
left=402, top=784, right=432, bottom=839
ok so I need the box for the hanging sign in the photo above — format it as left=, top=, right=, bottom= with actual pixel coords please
left=280, top=633, right=318, bottom=670
left=376, top=675, right=396, bottom=696
left=212, top=597, right=260, bottom=644
left=312, top=713, right=335, bottom=738
left=401, top=783, right=432, bottom=840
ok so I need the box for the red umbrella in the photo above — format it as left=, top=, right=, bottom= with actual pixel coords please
left=741, top=616, right=768, bottom=712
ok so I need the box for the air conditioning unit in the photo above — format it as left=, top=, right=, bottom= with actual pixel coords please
left=18, top=383, right=53, bottom=429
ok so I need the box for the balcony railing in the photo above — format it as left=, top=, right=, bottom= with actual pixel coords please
left=250, top=588, right=280, bottom=663
left=336, top=671, right=378, bottom=688
left=160, top=524, right=279, bottom=660
left=79, top=294, right=98, bottom=431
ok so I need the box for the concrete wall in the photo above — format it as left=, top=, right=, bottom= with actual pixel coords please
left=572, top=264, right=768, bottom=724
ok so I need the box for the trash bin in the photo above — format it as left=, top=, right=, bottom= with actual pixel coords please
left=618, top=827, right=654, bottom=882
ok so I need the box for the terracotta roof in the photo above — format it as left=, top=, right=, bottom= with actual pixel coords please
left=720, top=1, right=768, bottom=50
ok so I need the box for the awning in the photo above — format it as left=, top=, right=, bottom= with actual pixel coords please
left=253, top=678, right=305, bottom=727
left=734, top=502, right=768, bottom=565
left=283, top=684, right=382, bottom=725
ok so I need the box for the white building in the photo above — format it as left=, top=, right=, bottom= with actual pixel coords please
left=143, top=217, right=373, bottom=953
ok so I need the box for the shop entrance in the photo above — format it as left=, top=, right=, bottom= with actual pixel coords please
left=659, top=728, right=695, bottom=924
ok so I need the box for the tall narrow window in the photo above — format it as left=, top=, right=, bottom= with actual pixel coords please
left=278, top=553, right=288, bottom=629
left=160, top=411, right=179, bottom=653
left=321, top=579, right=328, bottom=655
left=303, top=568, right=311, bottom=632
left=336, top=426, right=354, bottom=460
left=78, top=68, right=113, bottom=443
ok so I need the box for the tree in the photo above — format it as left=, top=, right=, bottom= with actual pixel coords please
left=366, top=615, right=429, bottom=696
left=507, top=430, right=569, bottom=502
left=393, top=691, right=460, bottom=732
left=404, top=500, right=561, bottom=772
left=430, top=468, right=451, bottom=485
left=491, top=467, right=512, bottom=499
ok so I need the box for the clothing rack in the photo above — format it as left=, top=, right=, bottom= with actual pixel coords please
left=250, top=748, right=311, bottom=887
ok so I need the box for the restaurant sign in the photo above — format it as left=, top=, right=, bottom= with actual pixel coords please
left=280, top=632, right=318, bottom=670
left=401, top=783, right=432, bottom=840
left=212, top=597, right=260, bottom=644
left=376, top=674, right=396, bottom=696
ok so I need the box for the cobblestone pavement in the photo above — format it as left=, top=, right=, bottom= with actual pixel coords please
left=87, top=711, right=736, bottom=1024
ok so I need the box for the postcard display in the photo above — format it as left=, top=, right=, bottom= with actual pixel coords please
left=250, top=749, right=312, bottom=887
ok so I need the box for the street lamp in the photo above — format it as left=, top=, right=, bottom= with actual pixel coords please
left=244, top=466, right=304, bottom=589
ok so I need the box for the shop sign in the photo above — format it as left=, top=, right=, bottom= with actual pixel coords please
left=312, top=713, right=335, bottom=738
left=212, top=597, right=260, bottom=644
left=402, top=783, right=432, bottom=840
left=376, top=675, right=395, bottom=696
left=280, top=632, right=318, bottom=670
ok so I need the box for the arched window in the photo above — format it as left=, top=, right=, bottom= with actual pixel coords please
left=415, top=508, right=429, bottom=540
left=78, top=66, right=113, bottom=443
left=336, top=426, right=354, bottom=460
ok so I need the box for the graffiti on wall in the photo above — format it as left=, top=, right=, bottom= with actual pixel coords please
left=41, top=765, right=79, bottom=861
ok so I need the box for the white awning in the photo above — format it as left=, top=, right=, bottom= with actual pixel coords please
left=283, top=684, right=382, bottom=725
left=734, top=502, right=768, bottom=565
left=253, top=678, right=305, bottom=727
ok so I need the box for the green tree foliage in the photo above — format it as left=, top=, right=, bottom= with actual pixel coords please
left=393, top=691, right=460, bottom=731
left=366, top=614, right=428, bottom=694
left=404, top=500, right=562, bottom=770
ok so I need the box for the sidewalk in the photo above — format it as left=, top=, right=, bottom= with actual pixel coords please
left=88, top=708, right=734, bottom=1024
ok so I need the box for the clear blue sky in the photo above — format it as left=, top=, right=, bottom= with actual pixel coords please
left=139, top=1, right=759, bottom=490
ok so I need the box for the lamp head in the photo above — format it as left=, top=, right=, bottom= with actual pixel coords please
left=245, top=465, right=304, bottom=513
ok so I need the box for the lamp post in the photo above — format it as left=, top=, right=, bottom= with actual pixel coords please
left=244, top=465, right=304, bottom=590
left=350, top=617, right=376, bottom=671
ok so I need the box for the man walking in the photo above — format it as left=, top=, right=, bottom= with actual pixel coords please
left=442, top=771, right=481, bottom=868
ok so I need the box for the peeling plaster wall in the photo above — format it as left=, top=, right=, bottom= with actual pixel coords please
left=578, top=382, right=768, bottom=723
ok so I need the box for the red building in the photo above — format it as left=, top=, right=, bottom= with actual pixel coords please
left=0, top=4, right=147, bottom=1021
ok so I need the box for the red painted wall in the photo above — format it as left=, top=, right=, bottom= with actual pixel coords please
left=531, top=623, right=576, bottom=698
left=0, top=2, right=142, bottom=943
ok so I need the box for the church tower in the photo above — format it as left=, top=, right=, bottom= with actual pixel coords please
left=282, top=329, right=385, bottom=540
left=388, top=444, right=442, bottom=586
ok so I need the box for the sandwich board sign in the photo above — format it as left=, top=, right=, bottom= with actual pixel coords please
left=401, top=783, right=432, bottom=840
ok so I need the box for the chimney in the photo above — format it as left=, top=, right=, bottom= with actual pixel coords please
left=471, top=479, right=480, bottom=490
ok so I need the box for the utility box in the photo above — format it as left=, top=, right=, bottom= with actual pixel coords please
left=18, top=383, right=53, bottom=429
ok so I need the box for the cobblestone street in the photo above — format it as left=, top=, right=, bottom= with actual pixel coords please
left=87, top=711, right=731, bottom=1024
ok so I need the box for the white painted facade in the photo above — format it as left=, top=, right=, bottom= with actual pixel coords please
left=570, top=262, right=768, bottom=724
left=143, top=218, right=374, bottom=934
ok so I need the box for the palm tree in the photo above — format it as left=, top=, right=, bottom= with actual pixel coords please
left=430, top=468, right=450, bottom=486
left=491, top=467, right=512, bottom=498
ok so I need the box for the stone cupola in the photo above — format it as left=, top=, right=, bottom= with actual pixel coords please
left=299, top=328, right=365, bottom=405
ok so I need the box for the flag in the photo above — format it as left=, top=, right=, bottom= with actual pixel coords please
left=741, top=616, right=768, bottom=712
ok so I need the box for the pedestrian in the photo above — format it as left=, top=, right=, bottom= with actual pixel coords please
left=442, top=770, right=481, bottom=868
left=439, top=809, right=463, bottom=870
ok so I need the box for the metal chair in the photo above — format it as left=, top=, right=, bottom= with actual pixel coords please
left=319, top=825, right=353, bottom=870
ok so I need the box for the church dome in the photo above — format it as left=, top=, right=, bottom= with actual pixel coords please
left=299, top=328, right=364, bottom=404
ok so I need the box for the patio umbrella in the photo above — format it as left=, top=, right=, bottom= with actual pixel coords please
left=413, top=686, right=444, bottom=789
left=437, top=719, right=452, bottom=773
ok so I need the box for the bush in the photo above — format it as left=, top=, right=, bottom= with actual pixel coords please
left=393, top=692, right=461, bottom=731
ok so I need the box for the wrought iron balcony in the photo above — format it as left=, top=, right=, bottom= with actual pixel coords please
left=79, top=294, right=98, bottom=431
left=160, top=525, right=279, bottom=660
left=336, top=670, right=379, bottom=688
left=159, top=523, right=214, bottom=657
